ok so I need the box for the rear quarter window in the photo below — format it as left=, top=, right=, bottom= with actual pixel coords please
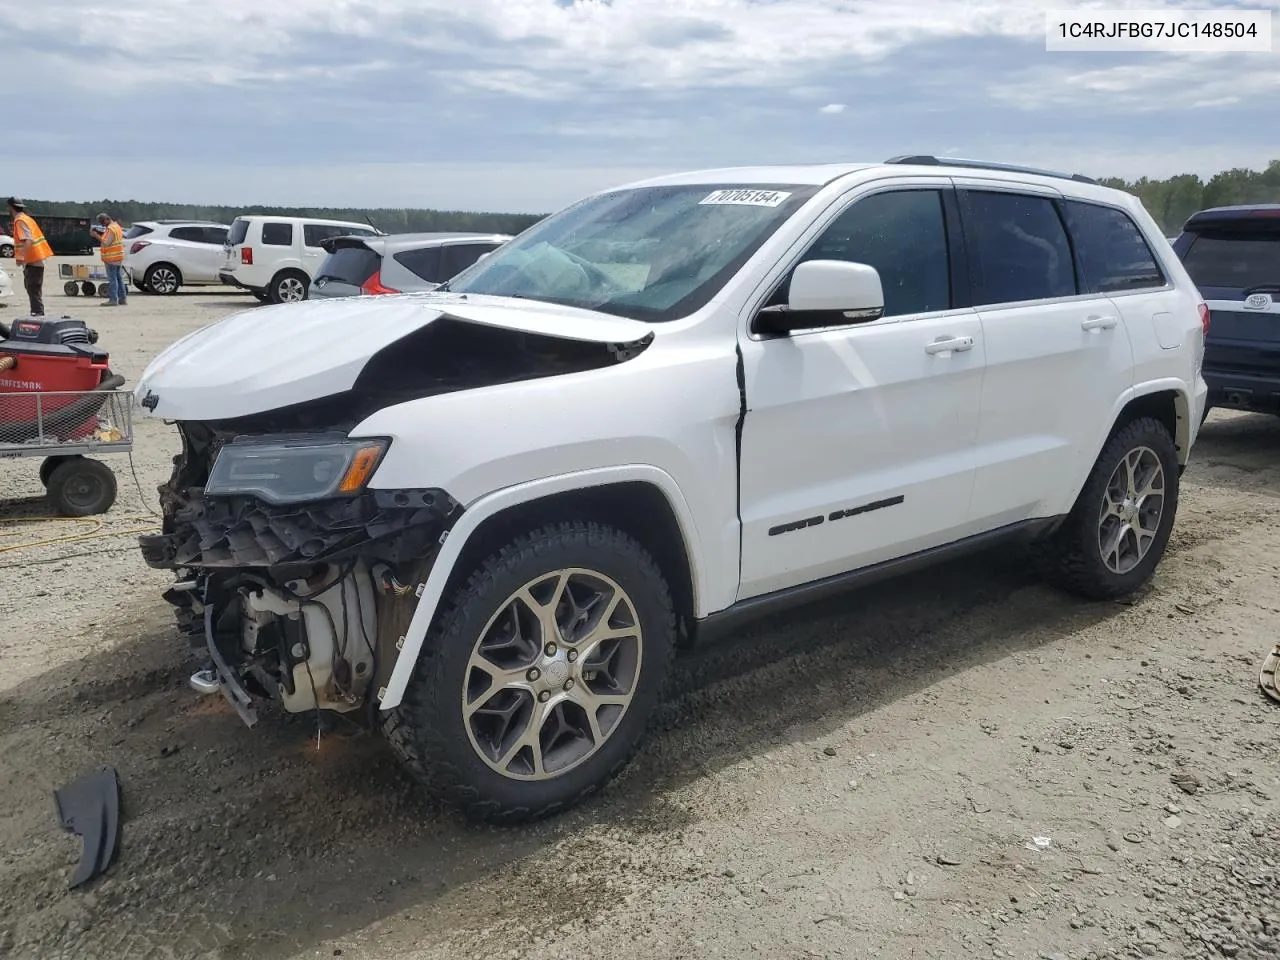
left=1179, top=224, right=1280, bottom=291
left=1063, top=200, right=1166, bottom=293
left=393, top=247, right=444, bottom=283
left=227, top=219, right=250, bottom=245
left=261, top=222, right=293, bottom=246
left=124, top=225, right=153, bottom=240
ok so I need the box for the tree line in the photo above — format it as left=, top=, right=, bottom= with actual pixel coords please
left=17, top=199, right=546, bottom=236
left=16, top=157, right=1280, bottom=239
left=1100, top=158, right=1280, bottom=234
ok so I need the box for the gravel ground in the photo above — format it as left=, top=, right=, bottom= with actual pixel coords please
left=1, top=256, right=1277, bottom=960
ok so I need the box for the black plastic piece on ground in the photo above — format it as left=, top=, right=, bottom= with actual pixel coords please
left=53, top=767, right=121, bottom=888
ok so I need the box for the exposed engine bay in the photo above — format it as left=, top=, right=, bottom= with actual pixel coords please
left=136, top=312, right=654, bottom=725
left=140, top=415, right=461, bottom=726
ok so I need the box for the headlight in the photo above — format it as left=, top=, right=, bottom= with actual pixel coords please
left=205, top=436, right=388, bottom=505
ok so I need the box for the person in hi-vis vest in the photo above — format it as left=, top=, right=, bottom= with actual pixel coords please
left=93, top=213, right=128, bottom=306
left=7, top=197, right=52, bottom=316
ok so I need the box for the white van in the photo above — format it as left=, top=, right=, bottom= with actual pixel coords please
left=219, top=216, right=382, bottom=303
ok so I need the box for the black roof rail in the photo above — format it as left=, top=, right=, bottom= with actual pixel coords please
left=884, top=155, right=1098, bottom=185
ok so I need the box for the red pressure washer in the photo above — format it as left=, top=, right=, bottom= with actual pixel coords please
left=0, top=316, right=132, bottom=516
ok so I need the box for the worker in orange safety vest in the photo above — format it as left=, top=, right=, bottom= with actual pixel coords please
left=7, top=197, right=53, bottom=316
left=93, top=213, right=128, bottom=306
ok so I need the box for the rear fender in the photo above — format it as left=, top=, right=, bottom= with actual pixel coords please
left=1061, top=378, right=1193, bottom=513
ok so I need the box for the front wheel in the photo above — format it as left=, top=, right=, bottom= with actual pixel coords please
left=383, top=521, right=676, bottom=824
left=1032, top=416, right=1179, bottom=600
left=0, top=243, right=13, bottom=258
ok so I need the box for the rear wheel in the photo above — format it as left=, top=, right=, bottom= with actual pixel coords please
left=1032, top=416, right=1179, bottom=600
left=47, top=456, right=118, bottom=517
left=268, top=270, right=308, bottom=304
left=383, top=521, right=676, bottom=824
left=144, top=263, right=181, bottom=295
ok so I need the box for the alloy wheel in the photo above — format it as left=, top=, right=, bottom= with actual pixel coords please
left=277, top=277, right=306, bottom=301
left=1097, top=445, right=1165, bottom=575
left=462, top=568, right=643, bottom=780
left=149, top=267, right=178, bottom=294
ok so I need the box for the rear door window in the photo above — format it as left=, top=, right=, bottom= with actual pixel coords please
left=1180, top=224, right=1280, bottom=292
left=440, top=243, right=501, bottom=279
left=393, top=247, right=443, bottom=283
left=304, top=224, right=340, bottom=247
left=1063, top=200, right=1166, bottom=293
left=227, top=219, right=250, bottom=245
left=261, top=222, right=293, bottom=246
left=960, top=190, right=1077, bottom=305
left=316, top=246, right=380, bottom=285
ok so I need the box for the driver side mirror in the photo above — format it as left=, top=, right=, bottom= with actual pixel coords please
left=754, top=260, right=885, bottom=336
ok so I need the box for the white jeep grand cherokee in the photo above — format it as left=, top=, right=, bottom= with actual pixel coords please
left=133, top=156, right=1209, bottom=823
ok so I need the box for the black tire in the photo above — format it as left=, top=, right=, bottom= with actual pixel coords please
left=144, top=262, right=181, bottom=295
left=383, top=521, right=676, bottom=824
left=1200, top=404, right=1212, bottom=427
left=47, top=457, right=118, bottom=517
left=80, top=281, right=96, bottom=297
left=63, top=280, right=79, bottom=296
left=268, top=270, right=309, bottom=304
left=39, top=455, right=73, bottom=487
left=251, top=291, right=270, bottom=303
left=0, top=243, right=13, bottom=258
left=1032, top=416, right=1179, bottom=600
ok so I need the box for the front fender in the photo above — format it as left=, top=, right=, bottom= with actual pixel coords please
left=376, top=464, right=711, bottom=710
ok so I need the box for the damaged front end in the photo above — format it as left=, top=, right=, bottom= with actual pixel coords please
left=134, top=297, right=657, bottom=728
left=141, top=418, right=460, bottom=726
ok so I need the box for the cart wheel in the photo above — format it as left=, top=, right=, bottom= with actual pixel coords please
left=39, top=455, right=73, bottom=488
left=97, top=282, right=110, bottom=298
left=81, top=281, right=96, bottom=297
left=64, top=280, right=80, bottom=296
left=47, top=457, right=118, bottom=517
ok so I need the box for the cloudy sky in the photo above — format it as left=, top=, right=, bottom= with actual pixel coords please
left=4, top=0, right=1278, bottom=213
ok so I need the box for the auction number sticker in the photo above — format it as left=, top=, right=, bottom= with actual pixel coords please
left=700, top=189, right=792, bottom=207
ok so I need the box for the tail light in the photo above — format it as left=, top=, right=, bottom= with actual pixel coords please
left=129, top=240, right=150, bottom=255
left=1198, top=302, right=1210, bottom=337
left=241, top=247, right=253, bottom=265
left=360, top=271, right=399, bottom=295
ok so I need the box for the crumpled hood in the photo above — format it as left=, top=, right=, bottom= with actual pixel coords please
left=133, top=292, right=654, bottom=422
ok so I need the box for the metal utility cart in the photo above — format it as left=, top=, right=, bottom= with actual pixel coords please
left=0, top=388, right=133, bottom=516
left=58, top=262, right=111, bottom=299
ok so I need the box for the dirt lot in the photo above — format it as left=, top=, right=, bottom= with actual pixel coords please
left=1, top=256, right=1278, bottom=960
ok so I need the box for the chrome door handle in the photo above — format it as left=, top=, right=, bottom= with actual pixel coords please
left=925, top=336, right=974, bottom=355
left=1082, top=315, right=1118, bottom=331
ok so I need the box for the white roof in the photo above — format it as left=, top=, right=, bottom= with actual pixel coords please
left=614, top=163, right=877, bottom=190
left=606, top=160, right=1128, bottom=205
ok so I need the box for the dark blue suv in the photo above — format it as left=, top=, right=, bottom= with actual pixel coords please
left=1172, top=205, right=1280, bottom=420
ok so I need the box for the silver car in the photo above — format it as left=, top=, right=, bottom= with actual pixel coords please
left=309, top=232, right=511, bottom=299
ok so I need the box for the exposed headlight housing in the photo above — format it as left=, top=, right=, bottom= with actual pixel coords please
left=205, top=435, right=389, bottom=505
